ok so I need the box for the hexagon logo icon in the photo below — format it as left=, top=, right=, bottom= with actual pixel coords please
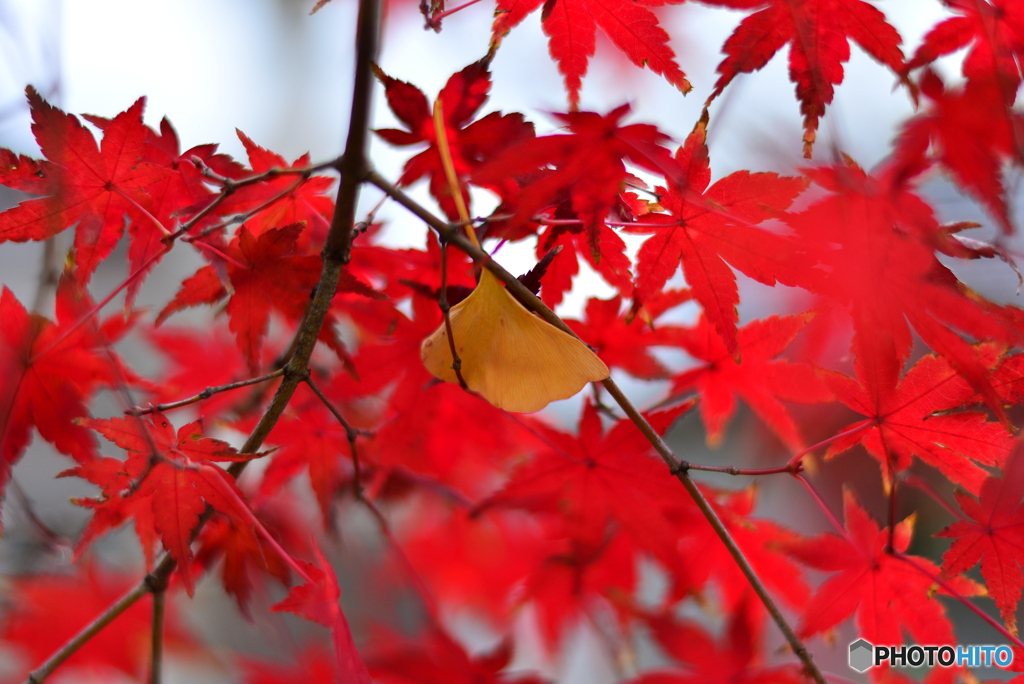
left=849, top=639, right=874, bottom=672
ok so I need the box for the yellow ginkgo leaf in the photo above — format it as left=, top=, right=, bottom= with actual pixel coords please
left=421, top=269, right=610, bottom=412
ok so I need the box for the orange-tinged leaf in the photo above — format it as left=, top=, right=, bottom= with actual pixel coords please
left=420, top=269, right=609, bottom=412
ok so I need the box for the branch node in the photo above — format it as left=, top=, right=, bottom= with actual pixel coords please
left=669, top=460, right=689, bottom=476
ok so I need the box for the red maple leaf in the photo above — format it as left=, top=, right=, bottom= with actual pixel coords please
left=819, top=347, right=1013, bottom=493
left=664, top=313, right=832, bottom=452
left=217, top=130, right=338, bottom=249
left=271, top=542, right=372, bottom=684
left=702, top=0, right=905, bottom=157
left=157, top=223, right=385, bottom=371
left=896, top=70, right=1024, bottom=234
left=490, top=0, right=691, bottom=108
left=0, top=87, right=172, bottom=283
left=625, top=118, right=808, bottom=354
left=475, top=105, right=675, bottom=237
left=936, top=442, right=1024, bottom=636
left=475, top=401, right=690, bottom=569
left=374, top=57, right=534, bottom=221
left=0, top=563, right=193, bottom=681
left=904, top=0, right=1024, bottom=91
left=782, top=488, right=983, bottom=645
left=367, top=627, right=547, bottom=684
left=784, top=156, right=1024, bottom=425
left=68, top=412, right=260, bottom=595
left=566, top=295, right=679, bottom=379
left=257, top=385, right=361, bottom=526
left=669, top=485, right=810, bottom=629
left=0, top=281, right=136, bottom=530
left=79, top=114, right=247, bottom=305
left=533, top=222, right=635, bottom=307
left=195, top=490, right=309, bottom=618
left=627, top=601, right=805, bottom=684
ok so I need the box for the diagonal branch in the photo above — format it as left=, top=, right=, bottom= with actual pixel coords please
left=366, top=169, right=827, bottom=684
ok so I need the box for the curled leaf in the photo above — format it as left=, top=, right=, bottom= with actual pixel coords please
left=421, top=269, right=608, bottom=412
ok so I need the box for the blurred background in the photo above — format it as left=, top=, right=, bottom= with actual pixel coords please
left=0, top=0, right=1021, bottom=682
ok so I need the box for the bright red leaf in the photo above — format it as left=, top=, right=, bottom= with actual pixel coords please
left=491, top=0, right=691, bottom=108
left=158, top=223, right=384, bottom=371
left=937, top=442, right=1024, bottom=636
left=904, top=0, right=1024, bottom=91
left=819, top=348, right=1013, bottom=493
left=783, top=489, right=982, bottom=645
left=0, top=281, right=136, bottom=531
left=703, top=0, right=905, bottom=157
left=625, top=118, right=807, bottom=354
left=68, top=412, right=260, bottom=595
left=0, top=87, right=171, bottom=283
left=665, top=313, right=831, bottom=452
left=374, top=57, right=534, bottom=221
left=271, top=543, right=372, bottom=684
left=896, top=70, right=1024, bottom=234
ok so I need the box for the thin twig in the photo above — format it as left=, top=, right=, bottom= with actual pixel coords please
left=125, top=369, right=285, bottom=416
left=303, top=376, right=364, bottom=497
left=366, top=169, right=827, bottom=684
left=794, top=473, right=851, bottom=542
left=183, top=177, right=307, bottom=244
left=25, top=580, right=151, bottom=684
left=149, top=585, right=165, bottom=684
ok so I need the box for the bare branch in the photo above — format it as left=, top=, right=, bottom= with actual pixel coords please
left=125, top=369, right=285, bottom=417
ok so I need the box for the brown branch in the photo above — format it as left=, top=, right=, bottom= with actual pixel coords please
left=25, top=580, right=151, bottom=684
left=439, top=240, right=469, bottom=390
left=124, top=369, right=285, bottom=417
left=303, top=376, right=364, bottom=497
left=20, top=0, right=383, bottom=680
left=182, top=177, right=306, bottom=243
left=148, top=582, right=166, bottom=684
left=366, top=169, right=827, bottom=684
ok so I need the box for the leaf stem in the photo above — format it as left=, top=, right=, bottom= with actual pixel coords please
left=794, top=473, right=851, bottom=542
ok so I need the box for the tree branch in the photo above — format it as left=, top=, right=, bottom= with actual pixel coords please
left=366, top=170, right=827, bottom=684
left=124, top=368, right=285, bottom=417
left=19, top=0, right=383, bottom=679
left=148, top=583, right=166, bottom=684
